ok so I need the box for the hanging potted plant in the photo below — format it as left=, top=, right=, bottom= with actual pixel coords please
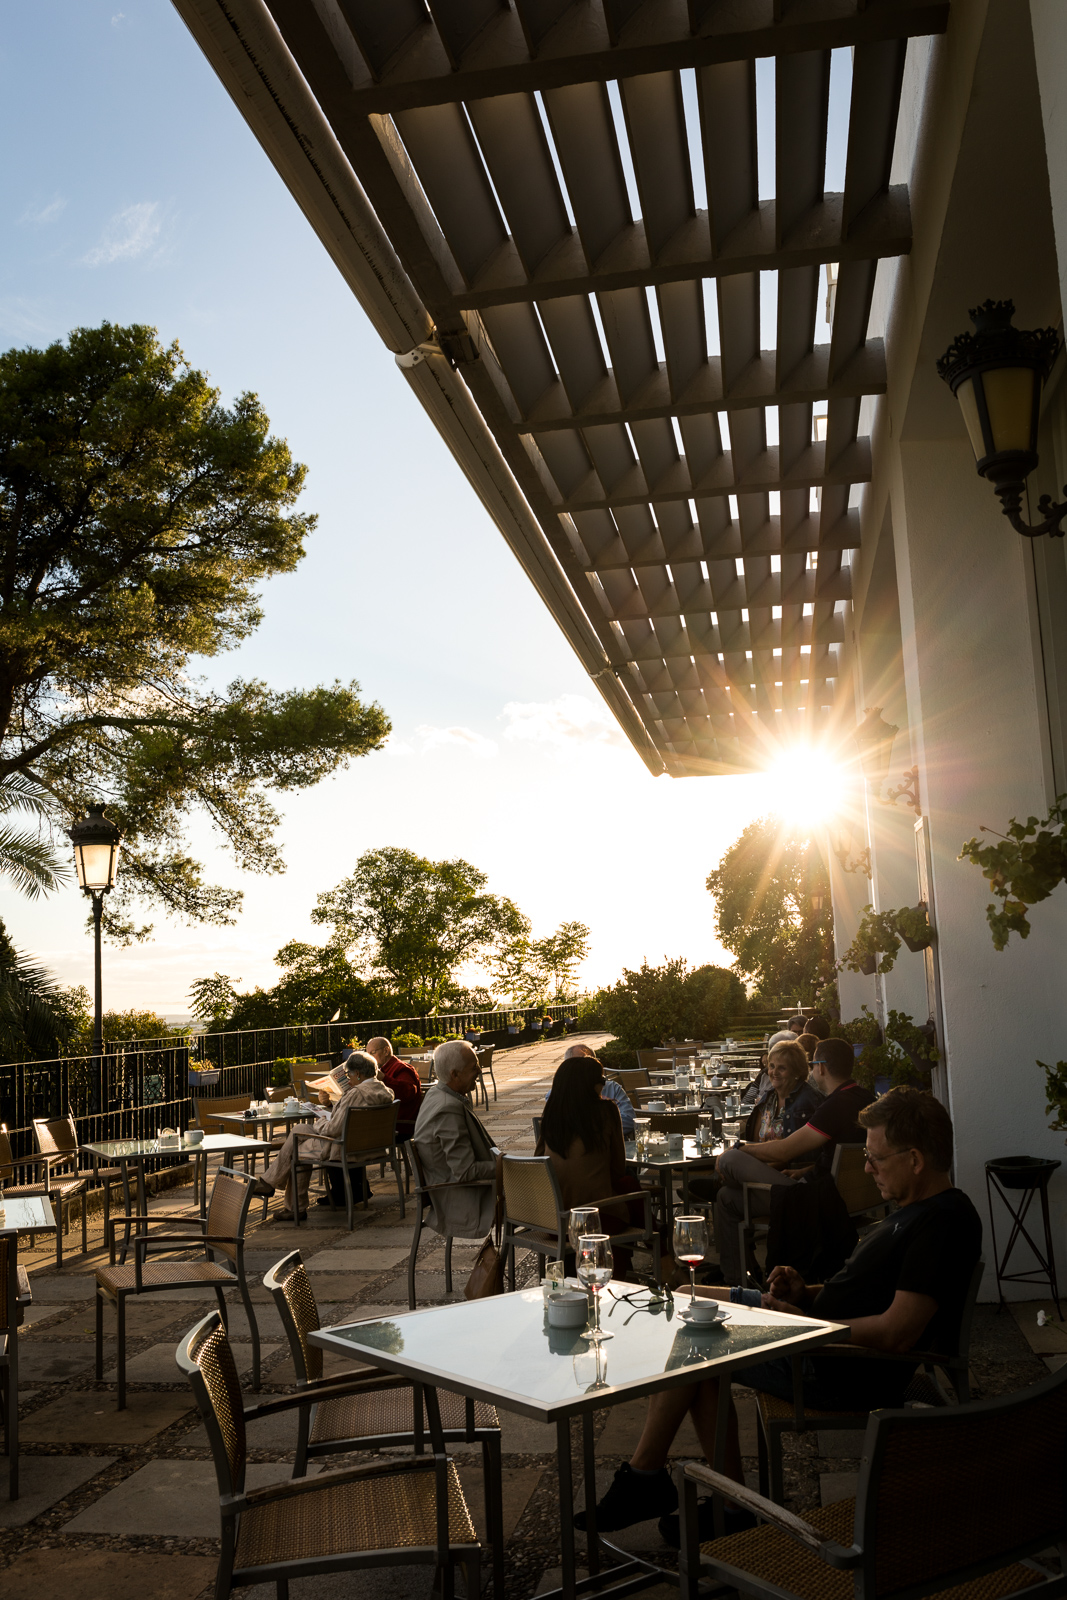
left=897, top=902, right=934, bottom=953
left=840, top=906, right=902, bottom=974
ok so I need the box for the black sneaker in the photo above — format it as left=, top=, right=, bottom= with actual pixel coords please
left=657, top=1499, right=757, bottom=1548
left=573, top=1463, right=678, bottom=1532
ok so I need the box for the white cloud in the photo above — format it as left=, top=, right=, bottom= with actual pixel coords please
left=82, top=201, right=163, bottom=266
left=111, top=12, right=126, bottom=24
left=380, top=735, right=415, bottom=758
left=19, top=196, right=66, bottom=227
left=501, top=692, right=624, bottom=748
left=414, top=723, right=498, bottom=759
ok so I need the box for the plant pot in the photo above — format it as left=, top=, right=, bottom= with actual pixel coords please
left=986, top=1155, right=1061, bottom=1190
left=900, top=904, right=933, bottom=953
left=188, top=1068, right=220, bottom=1088
left=859, top=953, right=877, bottom=976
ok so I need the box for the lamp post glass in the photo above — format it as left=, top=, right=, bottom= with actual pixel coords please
left=69, top=806, right=121, bottom=893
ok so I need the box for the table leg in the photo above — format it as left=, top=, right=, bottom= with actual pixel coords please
left=557, top=1416, right=577, bottom=1599
left=710, top=1374, right=733, bottom=1540
left=116, top=1161, right=133, bottom=1266
left=582, top=1410, right=601, bottom=1580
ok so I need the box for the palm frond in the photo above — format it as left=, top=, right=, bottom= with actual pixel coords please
left=0, top=772, right=56, bottom=817
left=0, top=825, right=70, bottom=899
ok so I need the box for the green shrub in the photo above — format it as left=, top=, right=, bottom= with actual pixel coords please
left=575, top=991, right=607, bottom=1031
left=423, top=1035, right=445, bottom=1047
left=596, top=1038, right=640, bottom=1074
left=391, top=1030, right=423, bottom=1050
left=599, top=959, right=746, bottom=1050
left=833, top=1007, right=938, bottom=1089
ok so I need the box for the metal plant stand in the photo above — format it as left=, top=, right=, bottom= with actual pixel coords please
left=985, top=1156, right=1062, bottom=1318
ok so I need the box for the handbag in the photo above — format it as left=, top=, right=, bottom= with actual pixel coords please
left=464, top=1154, right=505, bottom=1300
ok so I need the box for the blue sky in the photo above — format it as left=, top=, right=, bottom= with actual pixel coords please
left=0, top=2, right=826, bottom=1014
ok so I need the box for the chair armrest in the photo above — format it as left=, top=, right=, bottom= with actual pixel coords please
left=420, top=1178, right=494, bottom=1193
left=136, top=1232, right=238, bottom=1247
left=234, top=1452, right=438, bottom=1512
left=244, top=1372, right=410, bottom=1418
left=681, top=1463, right=860, bottom=1567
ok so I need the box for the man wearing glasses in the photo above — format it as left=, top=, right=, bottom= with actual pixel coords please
left=577, top=1086, right=981, bottom=1544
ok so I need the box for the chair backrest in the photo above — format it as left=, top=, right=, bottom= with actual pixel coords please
left=832, top=1143, right=883, bottom=1215
left=854, top=1360, right=1067, bottom=1597
left=1, top=1235, right=20, bottom=1332
left=33, top=1114, right=78, bottom=1165
left=263, top=1250, right=322, bottom=1384
left=501, top=1153, right=563, bottom=1234
left=342, top=1101, right=399, bottom=1157
left=265, top=1083, right=295, bottom=1103
left=0, top=1124, right=14, bottom=1185
left=408, top=1138, right=432, bottom=1200
left=196, top=1095, right=252, bottom=1135
left=531, top=1115, right=543, bottom=1144
left=203, top=1167, right=256, bottom=1266
left=177, top=1310, right=246, bottom=1499
left=605, top=1068, right=651, bottom=1094
left=648, top=1111, right=699, bottom=1134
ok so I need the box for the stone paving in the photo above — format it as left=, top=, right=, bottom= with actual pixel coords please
left=0, top=1033, right=1050, bottom=1600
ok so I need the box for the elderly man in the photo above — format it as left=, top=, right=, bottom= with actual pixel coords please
left=412, top=1040, right=498, bottom=1238
left=254, top=1051, right=394, bottom=1220
left=366, top=1035, right=423, bottom=1141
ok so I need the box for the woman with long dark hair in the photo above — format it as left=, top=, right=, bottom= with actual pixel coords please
left=536, top=1054, right=667, bottom=1278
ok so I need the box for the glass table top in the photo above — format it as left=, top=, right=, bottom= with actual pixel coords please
left=312, top=1286, right=844, bottom=1421
left=81, top=1134, right=269, bottom=1158
left=625, top=1137, right=720, bottom=1168
left=210, top=1107, right=319, bottom=1126
left=0, top=1195, right=56, bottom=1234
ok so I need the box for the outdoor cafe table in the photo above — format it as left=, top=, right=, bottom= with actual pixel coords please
left=1, top=1193, right=56, bottom=1241
left=626, top=1136, right=722, bottom=1232
left=210, top=1106, right=319, bottom=1139
left=310, top=1288, right=846, bottom=1600
left=81, top=1134, right=272, bottom=1263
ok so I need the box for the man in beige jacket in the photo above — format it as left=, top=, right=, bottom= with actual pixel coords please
left=255, top=1051, right=394, bottom=1219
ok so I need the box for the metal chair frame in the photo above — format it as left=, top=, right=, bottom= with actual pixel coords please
left=755, top=1258, right=985, bottom=1504
left=737, top=1142, right=888, bottom=1290
left=33, top=1112, right=124, bottom=1265
left=95, top=1165, right=261, bottom=1408
left=405, top=1141, right=493, bottom=1310
left=0, top=1123, right=84, bottom=1269
left=678, top=1356, right=1067, bottom=1600
left=0, top=1234, right=32, bottom=1499
left=178, top=1309, right=481, bottom=1600
left=501, top=1151, right=662, bottom=1287
left=294, top=1101, right=405, bottom=1227
left=264, top=1250, right=505, bottom=1595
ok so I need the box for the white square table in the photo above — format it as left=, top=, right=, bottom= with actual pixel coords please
left=311, top=1286, right=846, bottom=1600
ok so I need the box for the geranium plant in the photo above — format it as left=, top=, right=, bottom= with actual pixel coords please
left=840, top=906, right=903, bottom=974
left=959, top=796, right=1067, bottom=949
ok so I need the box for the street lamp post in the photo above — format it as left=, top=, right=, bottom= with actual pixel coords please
left=68, top=805, right=121, bottom=1112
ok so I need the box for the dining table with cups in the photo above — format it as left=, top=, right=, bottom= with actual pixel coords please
left=80, top=1130, right=273, bottom=1262
left=309, top=1215, right=847, bottom=1600
left=626, top=1124, right=724, bottom=1233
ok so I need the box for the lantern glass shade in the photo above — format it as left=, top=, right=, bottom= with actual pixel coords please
left=69, top=806, right=121, bottom=893
left=810, top=891, right=826, bottom=913
left=829, top=823, right=853, bottom=859
left=955, top=367, right=1040, bottom=469
left=854, top=708, right=899, bottom=793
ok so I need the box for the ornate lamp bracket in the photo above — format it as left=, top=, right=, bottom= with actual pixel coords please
left=884, top=766, right=922, bottom=816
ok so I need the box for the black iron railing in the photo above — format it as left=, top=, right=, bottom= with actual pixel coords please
left=0, top=1004, right=578, bottom=1177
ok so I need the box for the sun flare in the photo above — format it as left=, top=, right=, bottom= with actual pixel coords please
left=758, top=750, right=850, bottom=831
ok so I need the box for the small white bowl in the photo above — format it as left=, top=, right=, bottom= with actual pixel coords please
left=547, top=1291, right=590, bottom=1329
left=184, top=1130, right=204, bottom=1146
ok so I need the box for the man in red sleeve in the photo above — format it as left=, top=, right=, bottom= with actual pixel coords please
left=366, top=1036, right=423, bottom=1142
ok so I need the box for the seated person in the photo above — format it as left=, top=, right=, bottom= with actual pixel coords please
left=366, top=1035, right=423, bottom=1140
left=305, top=1043, right=357, bottom=1102
left=412, top=1041, right=498, bottom=1239
left=806, top=1013, right=832, bottom=1040
left=254, top=1052, right=394, bottom=1219
left=785, top=1014, right=808, bottom=1034
left=740, top=1047, right=771, bottom=1109
left=713, top=1037, right=876, bottom=1284
left=691, top=1041, right=819, bottom=1206
left=536, top=1055, right=660, bottom=1279
left=561, top=1041, right=636, bottom=1137
left=795, top=1030, right=820, bottom=1061
left=578, top=1087, right=982, bottom=1542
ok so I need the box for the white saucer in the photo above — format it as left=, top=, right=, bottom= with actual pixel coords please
left=678, top=1304, right=730, bottom=1326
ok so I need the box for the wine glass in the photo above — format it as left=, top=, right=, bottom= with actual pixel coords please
left=576, top=1233, right=614, bottom=1342
left=674, top=1214, right=708, bottom=1309
left=569, top=1206, right=601, bottom=1258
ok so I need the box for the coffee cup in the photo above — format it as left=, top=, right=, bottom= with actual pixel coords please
left=284, top=1097, right=299, bottom=1112
left=546, top=1291, right=590, bottom=1329
left=684, top=1295, right=724, bottom=1323
left=184, top=1128, right=204, bottom=1146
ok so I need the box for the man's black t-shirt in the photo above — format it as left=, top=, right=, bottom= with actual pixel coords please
left=813, top=1187, right=983, bottom=1352
left=805, top=1080, right=877, bottom=1176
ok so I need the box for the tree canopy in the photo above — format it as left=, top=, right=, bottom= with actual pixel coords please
left=310, top=847, right=527, bottom=1011
left=705, top=817, right=833, bottom=1002
left=491, top=920, right=591, bottom=1005
left=0, top=322, right=390, bottom=936
left=598, top=958, right=745, bottom=1050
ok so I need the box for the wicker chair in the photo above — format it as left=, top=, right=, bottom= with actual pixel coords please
left=501, top=1152, right=661, bottom=1288
left=264, top=1251, right=504, bottom=1594
left=0, top=1124, right=82, bottom=1269
left=753, top=1258, right=986, bottom=1504
left=177, top=1310, right=481, bottom=1600
left=1, top=1233, right=32, bottom=1499
left=406, top=1141, right=493, bottom=1310
left=33, top=1113, right=123, bottom=1266
left=294, top=1102, right=405, bottom=1227
left=95, top=1166, right=262, bottom=1408
left=677, top=1356, right=1067, bottom=1600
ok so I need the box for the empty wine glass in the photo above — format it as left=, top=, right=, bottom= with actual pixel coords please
left=569, top=1206, right=601, bottom=1257
left=576, top=1233, right=614, bottom=1342
left=674, top=1214, right=708, bottom=1308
